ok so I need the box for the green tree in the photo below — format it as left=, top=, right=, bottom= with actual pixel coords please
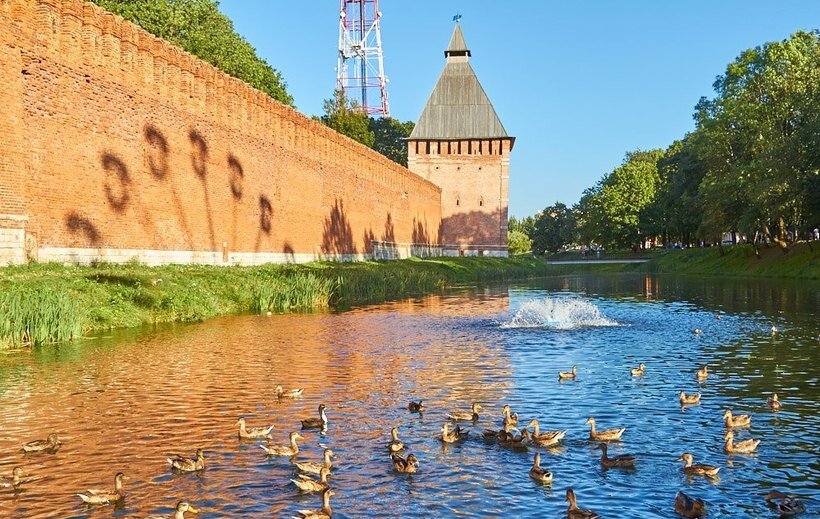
left=91, top=0, right=293, bottom=105
left=370, top=117, right=415, bottom=166
left=318, top=90, right=375, bottom=147
left=507, top=230, right=532, bottom=255
left=531, top=203, right=576, bottom=254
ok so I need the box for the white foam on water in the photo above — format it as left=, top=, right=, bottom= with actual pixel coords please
left=501, top=297, right=618, bottom=330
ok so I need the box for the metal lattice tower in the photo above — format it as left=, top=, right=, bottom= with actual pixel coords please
left=337, top=0, right=390, bottom=116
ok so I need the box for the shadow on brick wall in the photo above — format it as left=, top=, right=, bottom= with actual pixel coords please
left=322, top=199, right=356, bottom=255
left=65, top=212, right=101, bottom=245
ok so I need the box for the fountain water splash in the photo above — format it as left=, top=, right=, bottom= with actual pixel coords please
left=501, top=297, right=618, bottom=330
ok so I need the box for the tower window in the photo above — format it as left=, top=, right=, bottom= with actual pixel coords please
left=456, top=198, right=460, bottom=207
left=479, top=198, right=484, bottom=207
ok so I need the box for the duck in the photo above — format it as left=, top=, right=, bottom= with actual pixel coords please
left=167, top=449, right=205, bottom=472
left=771, top=326, right=778, bottom=335
left=696, top=366, right=709, bottom=380
left=22, top=433, right=61, bottom=453
left=77, top=472, right=127, bottom=505
left=502, top=404, right=519, bottom=427
left=528, top=452, right=553, bottom=484
left=301, top=404, right=328, bottom=430
left=235, top=417, right=274, bottom=439
left=723, top=430, right=760, bottom=453
left=448, top=403, right=482, bottom=421
left=585, top=417, right=625, bottom=441
left=0, top=467, right=43, bottom=488
left=694, top=329, right=703, bottom=335
left=293, top=488, right=334, bottom=519
left=294, top=448, right=334, bottom=475
left=275, top=385, right=304, bottom=398
left=722, top=409, right=751, bottom=428
left=526, top=419, right=567, bottom=446
left=767, top=393, right=782, bottom=411
left=676, top=453, right=720, bottom=477
left=440, top=423, right=469, bottom=443
left=598, top=443, right=636, bottom=468
left=126, top=500, right=199, bottom=519
left=674, top=491, right=707, bottom=518
left=566, top=488, right=600, bottom=518
left=499, top=428, right=532, bottom=449
left=764, top=490, right=805, bottom=517
left=391, top=453, right=419, bottom=474
left=679, top=391, right=702, bottom=406
left=482, top=423, right=515, bottom=442
left=631, top=363, right=646, bottom=376
left=408, top=400, right=424, bottom=413
left=387, top=427, right=404, bottom=453
left=291, top=467, right=330, bottom=493
left=260, top=432, right=302, bottom=457
left=558, top=365, right=578, bottom=380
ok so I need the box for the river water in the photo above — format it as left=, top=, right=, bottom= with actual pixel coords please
left=0, top=274, right=817, bottom=518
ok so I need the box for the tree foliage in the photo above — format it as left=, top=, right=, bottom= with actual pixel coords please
left=531, top=203, right=576, bottom=254
left=318, top=90, right=375, bottom=147
left=507, top=230, right=532, bottom=255
left=370, top=117, right=415, bottom=167
left=92, top=0, right=293, bottom=106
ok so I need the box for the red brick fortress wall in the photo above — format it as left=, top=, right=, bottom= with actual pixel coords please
left=408, top=138, right=510, bottom=257
left=0, top=0, right=440, bottom=265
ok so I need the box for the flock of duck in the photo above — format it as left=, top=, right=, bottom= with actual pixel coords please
left=0, top=328, right=809, bottom=517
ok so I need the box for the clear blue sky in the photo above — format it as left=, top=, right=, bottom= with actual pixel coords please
left=219, top=1, right=818, bottom=218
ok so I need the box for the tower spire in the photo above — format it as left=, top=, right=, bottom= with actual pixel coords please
left=445, top=23, right=471, bottom=59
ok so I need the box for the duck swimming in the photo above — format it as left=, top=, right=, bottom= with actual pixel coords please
left=294, top=448, right=334, bottom=475
left=448, top=403, right=482, bottom=421
left=558, top=365, right=578, bottom=380
left=408, top=401, right=424, bottom=413
left=275, top=385, right=304, bottom=398
left=696, top=366, right=709, bottom=380
left=585, top=417, right=625, bottom=441
left=235, top=417, right=274, bottom=439
left=679, top=391, right=702, bottom=406
left=0, top=467, right=43, bottom=488
left=674, top=491, right=707, bottom=518
left=767, top=393, right=782, bottom=411
left=167, top=449, right=205, bottom=472
left=77, top=472, right=127, bottom=505
left=566, top=488, right=600, bottom=518
left=526, top=419, right=566, bottom=446
left=135, top=500, right=199, bottom=519
left=724, top=430, right=760, bottom=453
left=764, top=490, right=805, bottom=517
left=260, top=432, right=302, bottom=457
left=502, top=404, right=519, bottom=427
left=441, top=423, right=469, bottom=443
left=387, top=427, right=404, bottom=453
left=598, top=443, right=636, bottom=468
left=529, top=452, right=552, bottom=484
left=22, top=433, right=61, bottom=453
left=676, top=453, right=720, bottom=478
left=391, top=453, right=419, bottom=474
left=301, top=404, right=328, bottom=430
left=293, top=488, right=334, bottom=519
left=722, top=409, right=751, bottom=428
left=631, top=363, right=646, bottom=376
left=291, top=467, right=330, bottom=493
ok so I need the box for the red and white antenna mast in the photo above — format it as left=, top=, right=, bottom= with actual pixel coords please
left=337, top=0, right=390, bottom=117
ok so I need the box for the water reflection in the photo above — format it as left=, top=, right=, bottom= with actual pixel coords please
left=0, top=276, right=817, bottom=517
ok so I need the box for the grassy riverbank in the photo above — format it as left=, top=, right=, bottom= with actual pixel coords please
left=0, top=257, right=575, bottom=348
left=645, top=242, right=819, bottom=279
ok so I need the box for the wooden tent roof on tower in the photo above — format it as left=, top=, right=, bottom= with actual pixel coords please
left=409, top=23, right=510, bottom=141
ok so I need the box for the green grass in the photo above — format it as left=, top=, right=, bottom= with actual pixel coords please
left=0, top=256, right=574, bottom=349
left=646, top=242, right=819, bottom=279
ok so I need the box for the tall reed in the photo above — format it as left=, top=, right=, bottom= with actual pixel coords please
left=251, top=273, right=336, bottom=313
left=0, top=284, right=84, bottom=347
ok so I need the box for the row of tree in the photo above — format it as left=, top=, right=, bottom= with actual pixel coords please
left=514, top=30, right=819, bottom=255
left=92, top=0, right=293, bottom=105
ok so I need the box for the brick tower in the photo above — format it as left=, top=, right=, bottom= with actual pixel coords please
left=407, top=22, right=514, bottom=256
